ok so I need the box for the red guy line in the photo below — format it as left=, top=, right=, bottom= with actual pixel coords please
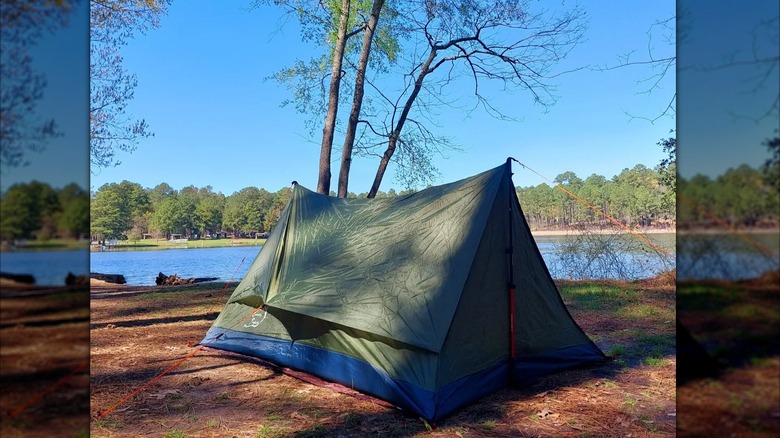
left=8, top=360, right=89, bottom=418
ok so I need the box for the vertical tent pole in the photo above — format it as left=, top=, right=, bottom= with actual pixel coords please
left=506, top=159, right=517, bottom=364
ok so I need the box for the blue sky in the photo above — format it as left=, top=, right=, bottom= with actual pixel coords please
left=0, top=0, right=89, bottom=193
left=92, top=0, right=678, bottom=195
left=677, top=1, right=779, bottom=179
left=16, top=0, right=770, bottom=197
left=78, top=0, right=681, bottom=196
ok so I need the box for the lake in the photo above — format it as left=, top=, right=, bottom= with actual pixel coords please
left=0, top=249, right=89, bottom=285
left=87, top=233, right=677, bottom=286
left=90, top=246, right=263, bottom=286
left=677, top=232, right=779, bottom=280
left=535, top=232, right=676, bottom=281
left=5, top=232, right=776, bottom=286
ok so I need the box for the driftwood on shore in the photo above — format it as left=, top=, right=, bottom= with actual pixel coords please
left=155, top=272, right=218, bottom=286
left=90, top=273, right=127, bottom=285
left=65, top=272, right=90, bottom=286
left=0, top=272, right=35, bottom=284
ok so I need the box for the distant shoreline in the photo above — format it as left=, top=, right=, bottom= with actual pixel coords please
left=531, top=227, right=779, bottom=237
left=3, top=226, right=778, bottom=254
left=530, top=228, right=675, bottom=236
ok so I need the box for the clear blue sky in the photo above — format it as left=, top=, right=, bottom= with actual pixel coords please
left=86, top=0, right=683, bottom=196
left=0, top=0, right=89, bottom=193
left=5, top=1, right=693, bottom=195
left=677, top=1, right=779, bottom=179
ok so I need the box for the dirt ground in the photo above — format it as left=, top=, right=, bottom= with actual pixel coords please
left=85, top=278, right=678, bottom=438
left=677, top=273, right=780, bottom=437
left=4, top=273, right=775, bottom=437
left=0, top=283, right=90, bottom=437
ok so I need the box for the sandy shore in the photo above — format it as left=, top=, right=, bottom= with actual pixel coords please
left=0, top=278, right=35, bottom=289
left=90, top=278, right=125, bottom=287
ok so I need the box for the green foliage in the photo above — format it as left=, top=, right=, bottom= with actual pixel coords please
left=264, top=0, right=588, bottom=195
left=223, top=187, right=274, bottom=233
left=263, top=188, right=292, bottom=232
left=1, top=181, right=88, bottom=241
left=195, top=191, right=225, bottom=236
left=657, top=135, right=676, bottom=209
left=679, top=164, right=778, bottom=227
left=517, top=164, right=674, bottom=229
left=148, top=182, right=176, bottom=204
left=59, top=194, right=90, bottom=238
left=1, top=180, right=62, bottom=239
left=90, top=180, right=148, bottom=239
left=762, top=136, right=779, bottom=191
left=90, top=181, right=296, bottom=241
left=151, top=196, right=188, bottom=237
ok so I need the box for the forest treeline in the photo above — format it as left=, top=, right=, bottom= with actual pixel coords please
left=1, top=161, right=777, bottom=242
left=518, top=163, right=777, bottom=231
left=87, top=182, right=421, bottom=241
left=0, top=182, right=90, bottom=241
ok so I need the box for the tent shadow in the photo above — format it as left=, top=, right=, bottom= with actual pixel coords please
left=89, top=312, right=222, bottom=330
left=270, top=360, right=632, bottom=437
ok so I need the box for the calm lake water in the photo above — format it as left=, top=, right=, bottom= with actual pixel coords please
left=87, top=233, right=677, bottom=286
left=4, top=232, right=776, bottom=286
left=677, top=232, right=780, bottom=280
left=90, top=246, right=263, bottom=286
left=0, top=249, right=89, bottom=285
left=535, top=233, right=676, bottom=281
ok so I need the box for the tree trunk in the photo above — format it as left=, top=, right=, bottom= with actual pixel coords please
left=368, top=48, right=438, bottom=198
left=317, top=0, right=351, bottom=195
left=337, top=0, right=384, bottom=198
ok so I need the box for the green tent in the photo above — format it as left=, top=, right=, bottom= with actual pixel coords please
left=201, top=161, right=605, bottom=420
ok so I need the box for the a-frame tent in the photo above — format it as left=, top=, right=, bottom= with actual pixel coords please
left=201, top=161, right=606, bottom=421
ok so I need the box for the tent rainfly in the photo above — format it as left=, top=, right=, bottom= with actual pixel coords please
left=201, top=161, right=606, bottom=421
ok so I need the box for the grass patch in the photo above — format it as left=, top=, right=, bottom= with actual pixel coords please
left=559, top=285, right=639, bottom=312
left=638, top=414, right=658, bottom=432
left=608, top=344, right=626, bottom=357
left=644, top=356, right=666, bottom=367
left=5, top=238, right=89, bottom=251
left=141, top=292, right=174, bottom=301
left=637, top=332, right=675, bottom=349
left=479, top=420, right=497, bottom=430
left=589, top=379, right=618, bottom=389
left=679, top=281, right=780, bottom=366
left=619, top=303, right=674, bottom=320
left=622, top=396, right=638, bottom=409
left=92, top=418, right=125, bottom=429
left=724, top=303, right=777, bottom=320
left=749, top=356, right=771, bottom=367
left=255, top=425, right=289, bottom=438
left=164, top=430, right=185, bottom=438
left=104, top=238, right=266, bottom=252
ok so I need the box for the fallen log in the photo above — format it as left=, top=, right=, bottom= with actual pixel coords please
left=0, top=272, right=35, bottom=284
left=90, top=273, right=127, bottom=284
left=155, top=272, right=218, bottom=286
left=65, top=272, right=90, bottom=286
